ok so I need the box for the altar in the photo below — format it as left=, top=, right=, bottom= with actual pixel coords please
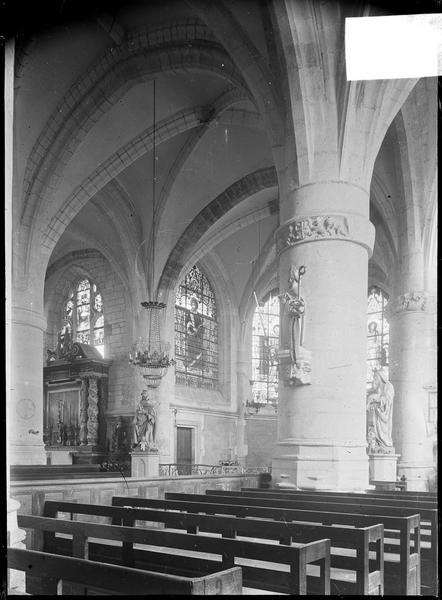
left=44, top=342, right=112, bottom=465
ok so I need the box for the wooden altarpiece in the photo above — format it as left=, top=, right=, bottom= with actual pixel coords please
left=44, top=342, right=112, bottom=465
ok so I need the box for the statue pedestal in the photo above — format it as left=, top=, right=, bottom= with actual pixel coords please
left=131, top=450, right=159, bottom=478
left=368, top=453, right=400, bottom=482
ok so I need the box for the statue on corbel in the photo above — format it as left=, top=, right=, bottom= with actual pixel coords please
left=278, top=265, right=312, bottom=386
left=133, top=389, right=158, bottom=452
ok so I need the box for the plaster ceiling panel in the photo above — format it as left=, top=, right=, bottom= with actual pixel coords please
left=226, top=0, right=270, bottom=64
left=14, top=21, right=111, bottom=201
left=50, top=73, right=231, bottom=219
left=212, top=214, right=277, bottom=305
left=370, top=121, right=402, bottom=252
left=113, top=0, right=196, bottom=31
left=157, top=124, right=273, bottom=271
left=116, top=129, right=192, bottom=236
left=207, top=187, right=278, bottom=234
left=51, top=199, right=127, bottom=271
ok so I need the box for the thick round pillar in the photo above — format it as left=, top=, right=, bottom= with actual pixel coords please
left=236, top=348, right=251, bottom=463
left=272, top=183, right=374, bottom=490
left=9, top=305, right=47, bottom=464
left=388, top=292, right=436, bottom=491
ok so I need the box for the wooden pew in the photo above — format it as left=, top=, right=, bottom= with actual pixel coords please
left=165, top=491, right=421, bottom=596
left=109, top=499, right=384, bottom=595
left=366, top=489, right=437, bottom=501
left=22, top=511, right=330, bottom=595
left=8, top=546, right=241, bottom=595
left=110, top=495, right=418, bottom=596
left=228, top=488, right=438, bottom=596
left=241, top=487, right=438, bottom=506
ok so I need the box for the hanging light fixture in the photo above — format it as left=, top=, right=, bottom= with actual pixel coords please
left=129, top=79, right=175, bottom=388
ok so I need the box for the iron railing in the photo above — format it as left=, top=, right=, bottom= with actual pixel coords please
left=159, top=462, right=271, bottom=477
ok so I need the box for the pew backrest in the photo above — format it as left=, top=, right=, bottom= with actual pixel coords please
left=240, top=487, right=438, bottom=508
left=20, top=514, right=331, bottom=595
left=8, top=547, right=242, bottom=595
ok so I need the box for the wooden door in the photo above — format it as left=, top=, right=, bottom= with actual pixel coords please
left=176, top=427, right=193, bottom=475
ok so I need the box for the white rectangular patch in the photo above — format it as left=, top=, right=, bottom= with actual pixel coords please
left=345, top=14, right=441, bottom=80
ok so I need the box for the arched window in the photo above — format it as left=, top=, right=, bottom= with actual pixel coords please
left=367, top=285, right=389, bottom=386
left=175, top=265, right=219, bottom=389
left=64, top=279, right=105, bottom=357
left=251, top=290, right=279, bottom=406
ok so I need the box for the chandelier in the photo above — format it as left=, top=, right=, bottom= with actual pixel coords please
left=129, top=80, right=175, bottom=387
left=129, top=302, right=175, bottom=388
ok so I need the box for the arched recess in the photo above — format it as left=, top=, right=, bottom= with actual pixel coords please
left=158, top=166, right=278, bottom=301
left=44, top=249, right=134, bottom=361
left=174, top=251, right=239, bottom=406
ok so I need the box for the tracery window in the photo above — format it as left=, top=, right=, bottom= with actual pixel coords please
left=63, top=279, right=105, bottom=357
left=367, top=285, right=389, bottom=386
left=175, top=265, right=219, bottom=389
left=251, top=290, right=279, bottom=406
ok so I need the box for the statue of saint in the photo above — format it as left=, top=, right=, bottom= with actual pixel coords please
left=134, top=391, right=157, bottom=451
left=366, top=367, right=394, bottom=453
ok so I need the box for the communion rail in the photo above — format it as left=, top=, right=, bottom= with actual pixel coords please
left=159, top=463, right=271, bottom=477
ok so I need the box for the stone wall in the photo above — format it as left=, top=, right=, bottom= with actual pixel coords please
left=245, top=412, right=277, bottom=469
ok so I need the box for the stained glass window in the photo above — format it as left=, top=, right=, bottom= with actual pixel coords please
left=367, top=286, right=389, bottom=386
left=175, top=265, right=219, bottom=389
left=251, top=290, right=279, bottom=406
left=63, top=279, right=105, bottom=357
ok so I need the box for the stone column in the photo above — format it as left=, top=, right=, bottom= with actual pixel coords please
left=86, top=375, right=99, bottom=446
left=79, top=377, right=89, bottom=445
left=236, top=348, right=251, bottom=463
left=272, top=182, right=375, bottom=491
left=9, top=305, right=47, bottom=465
left=7, top=497, right=26, bottom=593
left=387, top=291, right=436, bottom=491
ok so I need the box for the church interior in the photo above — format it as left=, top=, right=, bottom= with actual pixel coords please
left=5, top=0, right=438, bottom=595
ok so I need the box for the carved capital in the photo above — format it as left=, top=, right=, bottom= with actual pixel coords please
left=386, top=291, right=434, bottom=319
left=275, top=214, right=374, bottom=256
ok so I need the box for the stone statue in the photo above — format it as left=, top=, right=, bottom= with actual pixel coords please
left=366, top=367, right=394, bottom=454
left=279, top=265, right=306, bottom=363
left=278, top=265, right=312, bottom=386
left=134, top=390, right=157, bottom=451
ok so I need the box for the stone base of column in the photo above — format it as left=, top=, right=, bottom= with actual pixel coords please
left=8, top=443, right=47, bottom=466
left=272, top=442, right=369, bottom=491
left=7, top=498, right=26, bottom=594
left=131, top=451, right=159, bottom=478
left=398, top=463, right=436, bottom=492
left=368, top=453, right=399, bottom=482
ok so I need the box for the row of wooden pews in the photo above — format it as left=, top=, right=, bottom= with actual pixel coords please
left=10, top=486, right=436, bottom=595
left=198, top=486, right=437, bottom=596
left=237, top=487, right=438, bottom=596
left=15, top=500, right=330, bottom=595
